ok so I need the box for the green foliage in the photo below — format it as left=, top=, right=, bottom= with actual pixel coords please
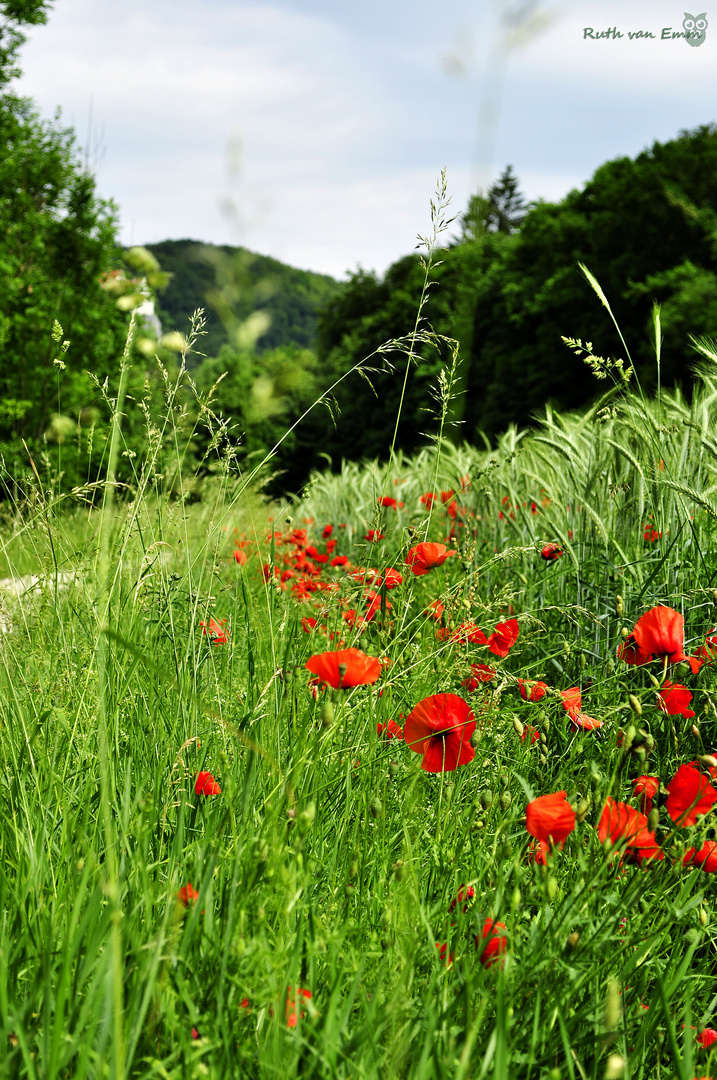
left=0, top=0, right=52, bottom=88
left=145, top=239, right=343, bottom=361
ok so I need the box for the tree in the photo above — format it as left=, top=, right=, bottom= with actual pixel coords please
left=0, top=1, right=53, bottom=88
left=459, top=165, right=528, bottom=241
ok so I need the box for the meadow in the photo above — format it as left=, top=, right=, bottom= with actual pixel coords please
left=4, top=228, right=717, bottom=1080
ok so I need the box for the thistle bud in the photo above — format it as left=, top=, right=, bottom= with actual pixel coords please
left=321, top=701, right=335, bottom=728
left=615, top=595, right=624, bottom=616
left=628, top=694, right=642, bottom=717
left=511, top=716, right=524, bottom=738
left=647, top=806, right=659, bottom=832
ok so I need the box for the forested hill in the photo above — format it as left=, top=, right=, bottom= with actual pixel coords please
left=144, top=239, right=343, bottom=359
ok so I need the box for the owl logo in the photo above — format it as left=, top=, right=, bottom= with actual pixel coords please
left=683, top=11, right=708, bottom=45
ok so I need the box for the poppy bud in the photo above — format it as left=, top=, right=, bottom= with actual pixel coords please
left=480, top=790, right=493, bottom=810
left=620, top=627, right=630, bottom=639
left=577, top=798, right=590, bottom=822
left=511, top=886, right=521, bottom=909
left=621, top=725, right=636, bottom=752
left=615, top=595, right=624, bottom=616
left=643, top=734, right=655, bottom=754
left=692, top=724, right=701, bottom=739
left=647, top=806, right=659, bottom=832
left=345, top=883, right=355, bottom=897
left=547, top=876, right=558, bottom=900
left=299, top=803, right=316, bottom=833
left=369, top=796, right=382, bottom=818
left=539, top=754, right=547, bottom=765
left=388, top=760, right=399, bottom=776
left=321, top=701, right=334, bottom=728
left=500, top=775, right=509, bottom=789
left=578, top=653, right=586, bottom=669
left=628, top=694, right=642, bottom=717
left=393, top=860, right=405, bottom=880
left=349, top=860, right=358, bottom=877
left=567, top=931, right=580, bottom=950
left=511, top=716, right=524, bottom=738
left=499, top=792, right=512, bottom=811
left=337, top=662, right=348, bottom=686
left=648, top=673, right=660, bottom=688
left=470, top=730, right=480, bottom=749
left=473, top=818, right=485, bottom=830
left=700, top=906, right=708, bottom=926
left=604, top=1055, right=625, bottom=1080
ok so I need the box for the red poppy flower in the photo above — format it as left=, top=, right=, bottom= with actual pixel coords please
left=405, top=542, right=457, bottom=576
left=305, top=648, right=382, bottom=689
left=330, top=555, right=350, bottom=567
left=696, top=629, right=717, bottom=664
left=617, top=632, right=653, bottom=666
left=383, top=568, right=403, bottom=589
left=377, top=718, right=403, bottom=740
left=404, top=693, right=476, bottom=773
left=435, top=941, right=454, bottom=967
left=462, top=663, right=495, bottom=690
left=518, top=679, right=549, bottom=702
left=541, top=543, right=563, bottom=560
left=525, top=791, right=576, bottom=848
left=195, top=771, right=221, bottom=796
left=200, top=617, right=229, bottom=645
left=377, top=496, right=403, bottom=509
left=522, top=724, right=540, bottom=745
left=448, top=884, right=475, bottom=913
left=440, top=622, right=487, bottom=645
left=487, top=619, right=519, bottom=657
left=364, top=530, right=385, bottom=542
left=633, top=605, right=686, bottom=664
left=322, top=524, right=333, bottom=539
left=665, top=764, right=717, bottom=827
left=301, top=616, right=320, bottom=633
left=440, top=489, right=455, bottom=504
left=560, top=686, right=604, bottom=730
left=191, top=1026, right=200, bottom=1039
left=424, top=599, right=444, bottom=620
left=598, top=798, right=660, bottom=856
left=477, top=919, right=507, bottom=968
left=632, top=775, right=660, bottom=815
left=659, top=681, right=695, bottom=718
left=697, top=1027, right=717, bottom=1049
left=420, top=492, right=436, bottom=509
left=691, top=841, right=717, bottom=873
left=233, top=549, right=247, bottom=565
left=286, top=986, right=311, bottom=1028
left=177, top=882, right=199, bottom=906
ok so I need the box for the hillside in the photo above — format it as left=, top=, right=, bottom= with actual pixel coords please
left=144, top=239, right=343, bottom=360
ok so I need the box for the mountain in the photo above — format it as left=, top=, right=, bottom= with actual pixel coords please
left=144, top=239, right=343, bottom=360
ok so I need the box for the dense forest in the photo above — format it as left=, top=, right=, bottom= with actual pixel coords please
left=1, top=0, right=717, bottom=497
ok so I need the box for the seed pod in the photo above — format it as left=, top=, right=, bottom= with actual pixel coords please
left=628, top=694, right=642, bottom=717
left=321, top=701, right=335, bottom=728
left=499, top=792, right=512, bottom=811
left=511, top=716, right=525, bottom=738
left=480, top=790, right=493, bottom=810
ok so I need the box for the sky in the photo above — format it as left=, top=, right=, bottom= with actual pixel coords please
left=12, top=0, right=717, bottom=279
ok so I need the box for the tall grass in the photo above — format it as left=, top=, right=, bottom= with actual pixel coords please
left=3, top=234, right=717, bottom=1080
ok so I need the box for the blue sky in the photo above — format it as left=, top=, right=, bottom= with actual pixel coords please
left=13, top=0, right=717, bottom=278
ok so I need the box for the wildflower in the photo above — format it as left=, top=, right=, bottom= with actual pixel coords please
left=383, top=568, right=404, bottom=589
left=305, top=648, right=382, bottom=689
left=440, top=489, right=455, bottom=504
left=364, top=530, right=385, bottom=542
left=233, top=549, right=247, bottom=565
left=435, top=942, right=454, bottom=966
left=322, top=524, right=333, bottom=539
left=195, top=771, right=221, bottom=796
left=617, top=632, right=653, bottom=666
left=200, top=617, right=229, bottom=645
left=525, top=791, right=576, bottom=851
left=487, top=618, right=519, bottom=657
left=633, top=605, right=686, bottom=664
left=688, top=841, right=717, bottom=873
left=405, top=542, right=457, bottom=576
left=696, top=629, right=717, bottom=665
left=449, top=884, right=475, bottom=913
left=424, top=599, right=444, bottom=620
left=191, top=1026, right=200, bottom=1039
left=659, top=681, right=695, bottom=718
left=518, top=679, right=549, bottom=702
left=462, top=663, right=495, bottom=690
left=560, top=686, right=603, bottom=730
left=441, top=621, right=487, bottom=645
left=404, top=693, right=476, bottom=773
left=377, top=496, right=403, bottom=509
left=541, top=543, right=563, bottom=560
left=177, top=882, right=199, bottom=906
left=301, top=616, right=320, bottom=633
left=286, top=986, right=311, bottom=1028
left=697, top=1028, right=717, bottom=1049
left=330, top=555, right=350, bottom=567
left=598, top=797, right=660, bottom=854
left=477, top=919, right=507, bottom=968
left=377, top=718, right=404, bottom=740
left=632, top=775, right=660, bottom=815
left=665, top=764, right=717, bottom=827
left=420, top=492, right=436, bottom=509
left=521, top=723, right=540, bottom=745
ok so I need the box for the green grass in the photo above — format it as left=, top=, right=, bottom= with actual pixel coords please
left=5, top=275, right=717, bottom=1079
